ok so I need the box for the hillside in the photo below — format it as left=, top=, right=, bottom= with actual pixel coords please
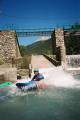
left=26, top=39, right=53, bottom=55
left=20, top=39, right=53, bottom=55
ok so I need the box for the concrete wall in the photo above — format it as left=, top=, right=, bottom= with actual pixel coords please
left=0, top=30, right=21, bottom=62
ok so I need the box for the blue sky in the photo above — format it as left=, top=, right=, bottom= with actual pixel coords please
left=0, top=0, right=80, bottom=45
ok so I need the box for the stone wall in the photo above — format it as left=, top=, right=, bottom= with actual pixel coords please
left=55, top=28, right=64, bottom=47
left=0, top=30, right=21, bottom=62
left=51, top=28, right=66, bottom=65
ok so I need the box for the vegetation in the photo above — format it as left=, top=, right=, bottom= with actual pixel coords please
left=17, top=69, right=29, bottom=77
left=65, top=23, right=80, bottom=55
left=0, top=57, right=4, bottom=65
left=13, top=55, right=31, bottom=77
left=15, top=55, right=31, bottom=69
left=65, top=35, right=80, bottom=55
left=20, top=39, right=53, bottom=55
left=19, top=45, right=27, bottom=56
left=70, top=23, right=80, bottom=30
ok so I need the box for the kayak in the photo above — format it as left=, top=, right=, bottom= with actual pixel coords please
left=16, top=81, right=37, bottom=91
left=0, top=82, right=13, bottom=88
left=16, top=81, right=48, bottom=91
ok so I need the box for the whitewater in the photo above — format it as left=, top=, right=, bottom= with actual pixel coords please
left=40, top=66, right=80, bottom=88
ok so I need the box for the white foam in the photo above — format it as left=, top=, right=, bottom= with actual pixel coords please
left=40, top=67, right=80, bottom=88
left=16, top=78, right=31, bottom=83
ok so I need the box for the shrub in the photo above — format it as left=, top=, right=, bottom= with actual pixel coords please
left=0, top=58, right=4, bottom=65
left=15, top=55, right=31, bottom=69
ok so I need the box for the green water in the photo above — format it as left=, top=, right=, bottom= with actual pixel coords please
left=74, top=74, right=80, bottom=80
left=0, top=87, right=80, bottom=120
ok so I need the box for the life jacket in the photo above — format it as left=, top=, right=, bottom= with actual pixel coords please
left=32, top=73, right=44, bottom=81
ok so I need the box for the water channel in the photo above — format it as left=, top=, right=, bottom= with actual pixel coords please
left=0, top=67, right=80, bottom=120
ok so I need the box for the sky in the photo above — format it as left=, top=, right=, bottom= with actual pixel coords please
left=0, top=0, right=80, bottom=45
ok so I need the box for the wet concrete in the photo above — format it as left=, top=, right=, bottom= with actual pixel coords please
left=31, top=55, right=55, bottom=69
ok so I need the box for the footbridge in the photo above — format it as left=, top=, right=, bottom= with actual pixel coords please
left=16, top=28, right=53, bottom=37
left=0, top=27, right=80, bottom=66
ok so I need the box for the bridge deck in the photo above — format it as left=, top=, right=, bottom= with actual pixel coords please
left=31, top=55, right=55, bottom=69
left=17, top=31, right=53, bottom=37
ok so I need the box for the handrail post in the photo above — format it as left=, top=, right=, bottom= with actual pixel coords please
left=29, top=64, right=32, bottom=78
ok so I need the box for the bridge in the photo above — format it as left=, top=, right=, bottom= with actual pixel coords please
left=17, top=31, right=53, bottom=37
left=0, top=27, right=80, bottom=66
left=16, top=28, right=53, bottom=37
left=1, top=26, right=80, bottom=37
left=0, top=28, right=54, bottom=37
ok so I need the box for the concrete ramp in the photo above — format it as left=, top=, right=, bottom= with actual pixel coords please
left=31, top=55, right=55, bottom=69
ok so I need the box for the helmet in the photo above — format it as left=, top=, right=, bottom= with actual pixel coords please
left=34, top=69, right=39, bottom=72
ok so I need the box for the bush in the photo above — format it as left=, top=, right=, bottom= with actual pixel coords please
left=15, top=55, right=31, bottom=69
left=0, top=58, right=4, bottom=65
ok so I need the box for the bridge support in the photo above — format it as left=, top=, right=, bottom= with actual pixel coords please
left=52, top=28, right=66, bottom=65
left=0, top=30, right=21, bottom=63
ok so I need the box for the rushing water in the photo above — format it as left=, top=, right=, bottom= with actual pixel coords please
left=66, top=55, right=80, bottom=68
left=0, top=67, right=80, bottom=120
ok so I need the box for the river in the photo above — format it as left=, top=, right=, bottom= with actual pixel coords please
left=0, top=67, right=80, bottom=120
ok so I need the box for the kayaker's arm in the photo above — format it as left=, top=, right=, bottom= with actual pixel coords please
left=31, top=75, right=36, bottom=81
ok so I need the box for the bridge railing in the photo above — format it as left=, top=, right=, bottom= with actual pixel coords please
left=17, top=31, right=53, bottom=37
left=43, top=54, right=61, bottom=66
left=64, top=28, right=80, bottom=32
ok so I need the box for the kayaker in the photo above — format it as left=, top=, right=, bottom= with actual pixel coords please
left=16, top=69, right=44, bottom=90
left=31, top=69, right=44, bottom=81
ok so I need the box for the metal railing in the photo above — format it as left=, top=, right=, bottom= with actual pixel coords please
left=43, top=54, right=61, bottom=66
